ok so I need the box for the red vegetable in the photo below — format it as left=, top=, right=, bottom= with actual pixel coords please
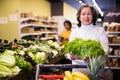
left=39, top=75, right=64, bottom=79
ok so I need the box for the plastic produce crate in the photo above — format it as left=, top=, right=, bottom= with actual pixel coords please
left=35, top=64, right=87, bottom=80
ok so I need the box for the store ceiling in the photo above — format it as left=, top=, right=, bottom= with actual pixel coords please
left=48, top=0, right=119, bottom=10
left=62, top=0, right=117, bottom=10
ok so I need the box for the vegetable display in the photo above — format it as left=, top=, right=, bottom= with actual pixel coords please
left=0, top=40, right=64, bottom=79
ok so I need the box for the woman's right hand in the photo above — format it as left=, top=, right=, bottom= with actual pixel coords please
left=70, top=54, right=81, bottom=60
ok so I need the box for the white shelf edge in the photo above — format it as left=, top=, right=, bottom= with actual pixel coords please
left=43, top=25, right=58, bottom=28
left=20, top=33, right=42, bottom=38
left=105, top=66, right=120, bottom=69
left=40, top=19, right=58, bottom=23
left=40, top=37, right=55, bottom=40
left=20, top=24, right=40, bottom=28
left=108, top=55, right=120, bottom=58
left=20, top=17, right=39, bottom=22
left=109, top=44, right=120, bottom=46
left=106, top=31, right=120, bottom=34
left=20, top=32, right=57, bottom=38
left=41, top=32, right=57, bottom=34
left=20, top=24, right=57, bottom=28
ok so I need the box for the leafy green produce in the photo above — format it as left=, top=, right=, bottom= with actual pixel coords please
left=64, top=38, right=105, bottom=59
left=39, top=45, right=52, bottom=53
left=10, top=66, right=21, bottom=76
left=23, top=53, right=36, bottom=66
left=21, top=40, right=64, bottom=64
left=0, top=53, right=15, bottom=67
left=0, top=64, right=12, bottom=77
left=4, top=50, right=16, bottom=55
left=15, top=55, right=33, bottom=71
left=33, top=52, right=48, bottom=64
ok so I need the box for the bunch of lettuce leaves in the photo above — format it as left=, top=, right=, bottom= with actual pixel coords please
left=64, top=38, right=105, bottom=59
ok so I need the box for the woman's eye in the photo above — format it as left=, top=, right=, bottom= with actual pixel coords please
left=88, top=12, right=92, bottom=15
left=81, top=13, right=85, bottom=15
left=81, top=13, right=92, bottom=15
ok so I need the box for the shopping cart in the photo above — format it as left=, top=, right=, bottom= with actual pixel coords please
left=35, top=64, right=107, bottom=80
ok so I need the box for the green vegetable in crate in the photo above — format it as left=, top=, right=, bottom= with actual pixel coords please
left=64, top=38, right=105, bottom=59
left=0, top=53, right=15, bottom=67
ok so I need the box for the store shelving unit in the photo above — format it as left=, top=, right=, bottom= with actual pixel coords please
left=18, top=11, right=58, bottom=41
left=106, top=31, right=120, bottom=69
left=104, top=23, right=120, bottom=80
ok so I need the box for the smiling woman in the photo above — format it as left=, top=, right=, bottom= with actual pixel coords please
left=68, top=4, right=109, bottom=75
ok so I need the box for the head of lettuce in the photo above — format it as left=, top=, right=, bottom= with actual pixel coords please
left=64, top=38, right=105, bottom=59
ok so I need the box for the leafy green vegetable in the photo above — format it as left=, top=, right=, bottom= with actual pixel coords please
left=10, top=66, right=21, bottom=76
left=0, top=64, right=12, bottom=77
left=64, top=38, right=105, bottom=59
left=33, top=52, right=48, bottom=64
left=0, top=53, right=15, bottom=67
left=4, top=50, right=16, bottom=55
left=15, top=55, right=33, bottom=71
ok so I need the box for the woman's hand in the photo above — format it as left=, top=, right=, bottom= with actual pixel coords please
left=70, top=54, right=81, bottom=60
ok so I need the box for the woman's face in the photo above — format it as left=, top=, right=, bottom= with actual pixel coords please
left=80, top=7, right=93, bottom=25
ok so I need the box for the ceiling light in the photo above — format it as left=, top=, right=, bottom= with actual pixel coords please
left=92, top=0, right=103, bottom=16
left=82, top=3, right=85, bottom=5
left=79, top=0, right=82, bottom=4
